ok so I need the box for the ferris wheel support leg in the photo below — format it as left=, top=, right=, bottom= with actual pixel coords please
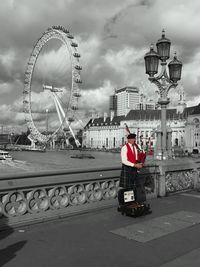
left=51, top=139, right=55, bottom=150
left=53, top=93, right=69, bottom=147
left=53, top=93, right=81, bottom=147
left=27, top=135, right=36, bottom=149
left=53, top=93, right=64, bottom=127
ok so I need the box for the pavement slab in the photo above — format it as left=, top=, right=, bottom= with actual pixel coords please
left=160, top=248, right=200, bottom=267
left=181, top=192, right=200, bottom=199
left=111, top=211, right=200, bottom=243
left=1, top=192, right=200, bottom=267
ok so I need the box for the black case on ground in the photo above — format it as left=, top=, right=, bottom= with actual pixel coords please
left=117, top=187, right=151, bottom=217
left=134, top=183, right=146, bottom=203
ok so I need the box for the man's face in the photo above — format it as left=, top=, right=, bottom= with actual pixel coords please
left=128, top=138, right=136, bottom=145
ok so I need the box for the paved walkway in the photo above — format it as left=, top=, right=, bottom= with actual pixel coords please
left=1, top=191, right=200, bottom=267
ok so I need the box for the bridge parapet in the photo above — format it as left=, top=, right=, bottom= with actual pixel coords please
left=0, top=165, right=158, bottom=227
left=156, top=158, right=199, bottom=196
left=2, top=160, right=199, bottom=227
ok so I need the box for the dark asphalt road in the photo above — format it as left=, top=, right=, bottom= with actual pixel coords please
left=1, top=191, right=200, bottom=267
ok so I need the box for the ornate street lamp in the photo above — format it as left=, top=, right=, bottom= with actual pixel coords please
left=144, top=30, right=182, bottom=160
left=144, top=44, right=159, bottom=77
left=156, top=30, right=171, bottom=61
left=168, top=52, right=182, bottom=83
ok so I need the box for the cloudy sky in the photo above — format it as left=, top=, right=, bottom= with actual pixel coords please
left=1, top=0, right=200, bottom=132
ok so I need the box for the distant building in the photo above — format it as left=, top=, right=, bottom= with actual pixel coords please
left=109, top=94, right=117, bottom=115
left=177, top=86, right=187, bottom=114
left=83, top=115, right=125, bottom=149
left=83, top=108, right=187, bottom=150
left=84, top=85, right=200, bottom=153
left=83, top=87, right=200, bottom=153
left=115, top=86, right=140, bottom=116
left=110, top=86, right=156, bottom=117
left=135, top=93, right=156, bottom=110
left=0, top=134, right=10, bottom=145
left=185, top=104, right=200, bottom=152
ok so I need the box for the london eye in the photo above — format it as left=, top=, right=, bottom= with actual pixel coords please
left=23, top=26, right=82, bottom=146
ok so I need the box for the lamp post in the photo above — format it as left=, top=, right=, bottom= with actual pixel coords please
left=144, top=30, right=182, bottom=159
left=46, top=109, right=49, bottom=134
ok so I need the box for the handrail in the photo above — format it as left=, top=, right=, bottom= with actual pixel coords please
left=0, top=164, right=159, bottom=181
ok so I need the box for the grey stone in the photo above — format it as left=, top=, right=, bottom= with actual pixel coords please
left=159, top=248, right=200, bottom=267
left=111, top=211, right=200, bottom=243
left=169, top=210, right=200, bottom=224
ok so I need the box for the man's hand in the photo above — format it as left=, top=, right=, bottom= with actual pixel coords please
left=134, top=163, right=143, bottom=169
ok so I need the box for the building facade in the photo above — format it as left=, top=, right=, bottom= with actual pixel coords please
left=185, top=104, right=200, bottom=152
left=109, top=95, right=117, bottom=115
left=111, top=86, right=157, bottom=117
left=83, top=85, right=200, bottom=154
left=115, top=87, right=140, bottom=116
left=135, top=93, right=156, bottom=110
left=83, top=104, right=200, bottom=154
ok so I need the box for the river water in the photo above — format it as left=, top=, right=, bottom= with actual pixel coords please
left=1, top=150, right=121, bottom=174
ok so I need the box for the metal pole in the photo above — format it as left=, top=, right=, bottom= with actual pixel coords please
left=159, top=99, right=169, bottom=159
left=46, top=109, right=49, bottom=133
left=161, top=103, right=167, bottom=158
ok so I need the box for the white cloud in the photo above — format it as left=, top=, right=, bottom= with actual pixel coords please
left=182, top=50, right=200, bottom=85
left=78, top=36, right=101, bottom=67
left=0, top=0, right=200, bottom=130
left=104, top=46, right=145, bottom=73
left=0, top=83, right=13, bottom=94
left=0, top=50, right=16, bottom=69
left=0, top=104, right=24, bottom=125
left=79, top=80, right=114, bottom=112
left=35, top=44, right=71, bottom=82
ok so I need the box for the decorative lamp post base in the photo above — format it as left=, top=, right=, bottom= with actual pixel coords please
left=154, top=126, right=173, bottom=160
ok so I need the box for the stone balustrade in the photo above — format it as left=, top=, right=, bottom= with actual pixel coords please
left=0, top=165, right=158, bottom=227
left=1, top=159, right=199, bottom=228
left=165, top=170, right=194, bottom=193
left=156, top=158, right=198, bottom=196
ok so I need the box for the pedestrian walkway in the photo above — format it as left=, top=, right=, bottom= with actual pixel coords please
left=1, top=191, right=200, bottom=267
left=111, top=210, right=200, bottom=242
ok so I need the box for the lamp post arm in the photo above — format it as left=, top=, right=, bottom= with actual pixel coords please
left=150, top=80, right=177, bottom=99
left=148, top=63, right=178, bottom=99
left=155, top=63, right=170, bottom=81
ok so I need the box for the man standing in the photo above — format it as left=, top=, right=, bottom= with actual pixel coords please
left=118, top=133, right=151, bottom=216
left=119, top=133, right=143, bottom=189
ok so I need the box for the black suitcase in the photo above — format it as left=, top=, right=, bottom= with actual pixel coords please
left=117, top=188, right=152, bottom=217
left=134, top=183, right=146, bottom=203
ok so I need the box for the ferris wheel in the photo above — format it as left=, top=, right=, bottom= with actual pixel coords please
left=23, top=26, right=82, bottom=146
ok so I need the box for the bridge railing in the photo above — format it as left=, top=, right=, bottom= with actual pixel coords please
left=0, top=165, right=159, bottom=227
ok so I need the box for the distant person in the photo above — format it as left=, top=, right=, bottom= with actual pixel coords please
left=119, top=133, right=143, bottom=190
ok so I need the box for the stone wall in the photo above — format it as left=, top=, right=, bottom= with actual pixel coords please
left=0, top=165, right=158, bottom=227
left=0, top=159, right=199, bottom=227
left=156, top=158, right=198, bottom=196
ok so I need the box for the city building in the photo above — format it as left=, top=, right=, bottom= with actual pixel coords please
left=0, top=134, right=10, bottom=146
left=177, top=86, right=187, bottom=114
left=109, top=94, right=117, bottom=115
left=110, top=86, right=157, bottom=117
left=185, top=104, right=200, bottom=152
left=115, top=86, right=140, bottom=116
left=135, top=93, right=156, bottom=110
left=83, top=85, right=200, bottom=154
left=83, top=108, right=187, bottom=150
